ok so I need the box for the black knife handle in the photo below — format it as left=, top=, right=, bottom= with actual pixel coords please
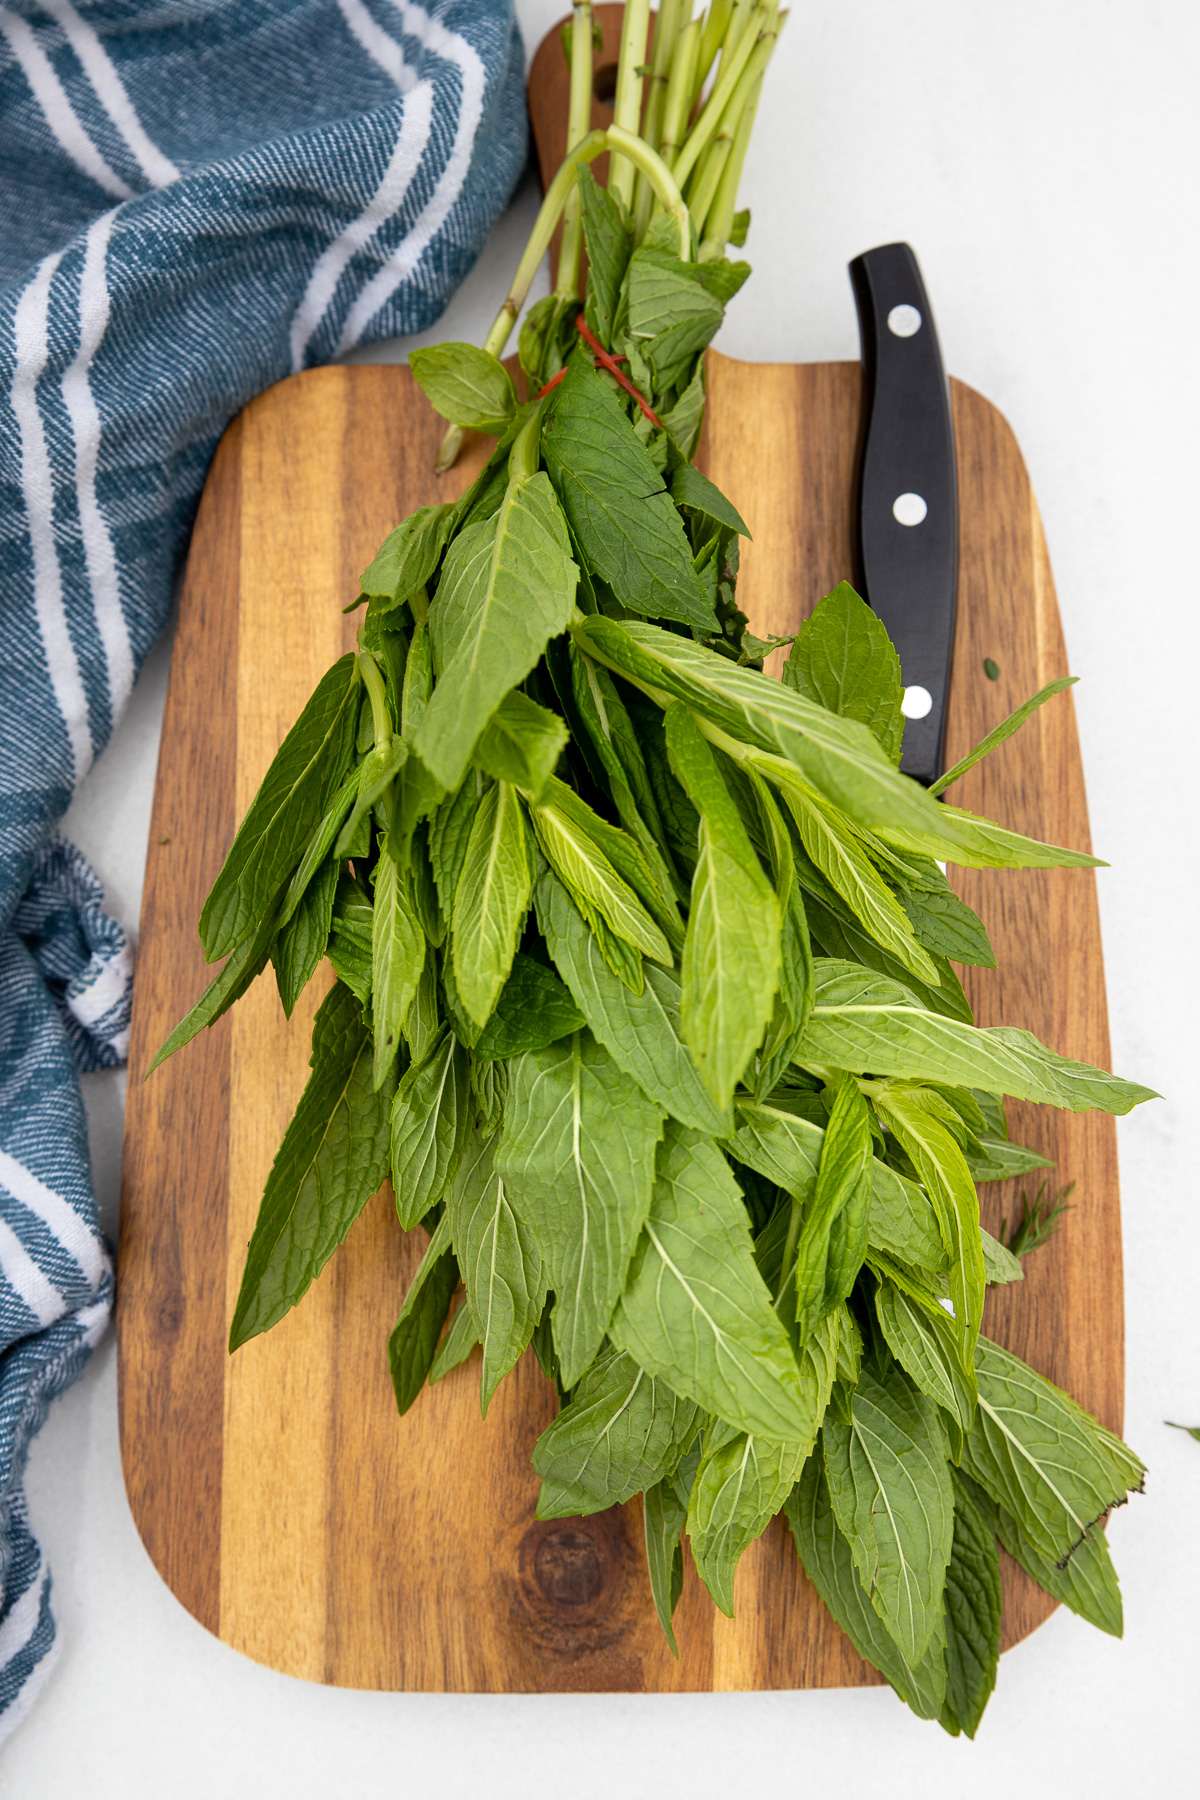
left=850, top=243, right=958, bottom=784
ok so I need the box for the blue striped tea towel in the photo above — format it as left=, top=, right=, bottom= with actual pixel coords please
left=0, top=0, right=528, bottom=1739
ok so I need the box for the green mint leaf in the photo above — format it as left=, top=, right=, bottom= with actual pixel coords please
left=967, top=1137, right=1054, bottom=1184
left=445, top=1126, right=546, bottom=1416
left=688, top=1312, right=838, bottom=1615
left=408, top=341, right=516, bottom=430
left=610, top=1121, right=821, bottom=1442
left=449, top=780, right=531, bottom=1028
left=531, top=798, right=672, bottom=965
left=333, top=736, right=407, bottom=860
left=804, top=890, right=974, bottom=1025
left=900, top=886, right=996, bottom=968
left=644, top=1445, right=701, bottom=1655
left=658, top=361, right=706, bottom=462
left=200, top=654, right=359, bottom=961
left=873, top=1277, right=977, bottom=1458
left=669, top=463, right=750, bottom=538
left=387, top=1212, right=459, bottom=1414
left=799, top=959, right=1157, bottom=1114
left=326, top=868, right=373, bottom=1008
left=875, top=1085, right=987, bottom=1374
left=624, top=247, right=725, bottom=392
left=782, top=783, right=938, bottom=985
left=370, top=846, right=425, bottom=1088
left=784, top=1453, right=947, bottom=1719
left=390, top=1028, right=472, bottom=1229
left=981, top=1229, right=1025, bottom=1284
left=959, top=1335, right=1145, bottom=1565
left=726, top=1097, right=945, bottom=1273
left=822, top=1360, right=955, bottom=1667
left=569, top=643, right=684, bottom=897
left=531, top=1346, right=699, bottom=1517
left=793, top=1076, right=874, bottom=1338
left=939, top=1470, right=1002, bottom=1738
left=959, top=1470, right=1123, bottom=1637
left=578, top=164, right=632, bottom=349
left=429, top=1296, right=478, bottom=1384
left=272, top=856, right=337, bottom=1019
left=534, top=865, right=729, bottom=1135
left=783, top=582, right=904, bottom=764
left=428, top=771, right=489, bottom=921
left=573, top=618, right=1101, bottom=872
left=402, top=943, right=440, bottom=1064
left=930, top=677, right=1078, bottom=798
left=416, top=474, right=579, bottom=790
left=229, top=982, right=393, bottom=1349
left=541, top=357, right=718, bottom=632
left=472, top=952, right=585, bottom=1060
left=540, top=773, right=684, bottom=950
left=148, top=903, right=278, bottom=1074
left=360, top=503, right=456, bottom=610
left=472, top=689, right=568, bottom=802
left=499, top=1031, right=665, bottom=1386
left=665, top=705, right=781, bottom=1108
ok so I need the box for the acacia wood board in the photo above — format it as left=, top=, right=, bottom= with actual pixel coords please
left=116, top=345, right=1122, bottom=1692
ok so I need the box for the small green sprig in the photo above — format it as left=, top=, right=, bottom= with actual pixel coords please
left=1002, top=1179, right=1075, bottom=1259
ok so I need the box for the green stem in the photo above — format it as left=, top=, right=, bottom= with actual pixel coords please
left=774, top=1186, right=805, bottom=1311
left=700, top=69, right=762, bottom=258
left=357, top=649, right=391, bottom=749
left=606, top=0, right=652, bottom=212
left=687, top=34, right=767, bottom=238
left=632, top=0, right=685, bottom=241
left=693, top=0, right=734, bottom=104
left=673, top=0, right=772, bottom=192
left=554, top=0, right=596, bottom=302
left=657, top=17, right=701, bottom=169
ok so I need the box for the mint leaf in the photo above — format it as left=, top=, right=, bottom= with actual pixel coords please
left=961, top=1470, right=1123, bottom=1638
left=472, top=689, right=568, bottom=801
left=611, top=1121, right=821, bottom=1441
left=542, top=357, right=718, bottom=632
left=499, top=1031, right=665, bottom=1386
left=371, top=845, right=425, bottom=1089
left=416, top=473, right=579, bottom=790
left=665, top=705, right=781, bottom=1108
left=874, top=1277, right=977, bottom=1457
left=783, top=582, right=904, bottom=764
left=940, top=1470, right=1002, bottom=1738
left=784, top=1454, right=947, bottom=1718
left=624, top=247, right=725, bottom=392
left=450, top=780, right=531, bottom=1028
left=388, top=1212, right=459, bottom=1414
left=360, top=504, right=456, bottom=610
left=531, top=797, right=672, bottom=965
left=799, top=959, right=1157, bottom=1114
left=578, top=164, right=632, bottom=349
left=959, top=1335, right=1146, bottom=1564
left=445, top=1127, right=546, bottom=1415
left=930, top=676, right=1078, bottom=799
left=472, top=952, right=585, bottom=1060
left=429, top=1296, right=478, bottom=1384
left=200, top=654, right=359, bottom=960
left=390, top=1028, right=472, bottom=1230
left=272, top=857, right=337, bottom=1019
left=792, top=1076, right=873, bottom=1339
left=229, top=983, right=394, bottom=1349
left=409, top=341, right=516, bottom=430
left=822, top=1360, right=955, bottom=1667
left=644, top=1445, right=701, bottom=1655
left=900, top=886, right=996, bottom=968
left=531, top=1346, right=699, bottom=1517
left=534, top=865, right=729, bottom=1135
left=669, top=463, right=750, bottom=538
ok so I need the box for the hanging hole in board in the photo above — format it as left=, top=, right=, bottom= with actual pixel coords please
left=593, top=62, right=618, bottom=104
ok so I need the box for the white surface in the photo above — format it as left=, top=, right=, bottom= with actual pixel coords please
left=8, top=1, right=1199, bottom=1792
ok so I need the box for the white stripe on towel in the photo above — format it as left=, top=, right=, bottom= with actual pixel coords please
left=289, top=80, right=434, bottom=372
left=38, top=0, right=179, bottom=187
left=336, top=0, right=487, bottom=354
left=0, top=1149, right=107, bottom=1290
left=61, top=208, right=134, bottom=717
left=0, top=1560, right=51, bottom=1670
left=12, top=254, right=94, bottom=785
left=336, top=0, right=416, bottom=92
left=0, top=1218, right=66, bottom=1329
left=0, top=9, right=132, bottom=198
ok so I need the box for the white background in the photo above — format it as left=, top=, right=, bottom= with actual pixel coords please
left=6, top=1, right=1198, bottom=1792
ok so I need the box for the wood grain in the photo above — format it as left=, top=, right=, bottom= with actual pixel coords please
left=117, top=350, right=1122, bottom=1691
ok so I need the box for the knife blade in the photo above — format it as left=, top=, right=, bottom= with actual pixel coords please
left=849, top=242, right=959, bottom=785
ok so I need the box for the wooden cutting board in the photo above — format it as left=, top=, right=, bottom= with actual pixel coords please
left=117, top=13, right=1122, bottom=1695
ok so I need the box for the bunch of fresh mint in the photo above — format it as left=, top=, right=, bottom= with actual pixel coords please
left=155, top=0, right=1151, bottom=1735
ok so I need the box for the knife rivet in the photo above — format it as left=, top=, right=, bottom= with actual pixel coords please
left=887, top=303, right=922, bottom=337
left=901, top=685, right=934, bottom=719
left=893, top=492, right=928, bottom=526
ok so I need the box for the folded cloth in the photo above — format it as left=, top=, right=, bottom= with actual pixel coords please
left=0, top=0, right=527, bottom=1737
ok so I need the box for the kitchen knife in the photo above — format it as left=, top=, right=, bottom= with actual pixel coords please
left=849, top=242, right=958, bottom=785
